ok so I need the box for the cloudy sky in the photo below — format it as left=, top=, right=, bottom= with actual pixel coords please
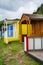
left=0, top=0, right=43, bottom=20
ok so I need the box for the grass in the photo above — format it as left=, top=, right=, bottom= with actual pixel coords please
left=0, top=40, right=43, bottom=65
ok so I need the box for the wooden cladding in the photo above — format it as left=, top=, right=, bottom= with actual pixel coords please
left=40, top=21, right=43, bottom=34
left=32, top=20, right=43, bottom=35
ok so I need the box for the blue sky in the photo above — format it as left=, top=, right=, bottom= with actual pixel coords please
left=0, top=0, right=43, bottom=20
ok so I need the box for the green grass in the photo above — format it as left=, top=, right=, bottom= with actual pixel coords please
left=0, top=40, right=43, bottom=65
left=0, top=57, right=6, bottom=65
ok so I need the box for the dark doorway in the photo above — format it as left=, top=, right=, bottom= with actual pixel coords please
left=22, top=35, right=27, bottom=42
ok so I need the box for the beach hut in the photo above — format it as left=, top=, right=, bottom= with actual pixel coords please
left=23, top=14, right=43, bottom=63
left=4, top=19, right=20, bottom=44
left=20, top=14, right=43, bottom=42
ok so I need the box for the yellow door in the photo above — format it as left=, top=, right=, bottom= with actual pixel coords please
left=22, top=24, right=27, bottom=34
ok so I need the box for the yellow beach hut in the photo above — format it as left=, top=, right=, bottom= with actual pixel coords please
left=4, top=19, right=20, bottom=44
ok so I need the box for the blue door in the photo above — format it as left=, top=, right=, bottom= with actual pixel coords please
left=8, top=25, right=13, bottom=37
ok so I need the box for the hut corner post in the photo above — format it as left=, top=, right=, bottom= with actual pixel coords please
left=4, top=21, right=8, bottom=44
left=24, top=36, right=28, bottom=52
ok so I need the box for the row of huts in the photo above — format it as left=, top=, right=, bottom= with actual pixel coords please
left=1, top=14, right=43, bottom=44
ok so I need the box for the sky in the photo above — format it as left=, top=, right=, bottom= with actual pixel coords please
left=0, top=0, right=43, bottom=20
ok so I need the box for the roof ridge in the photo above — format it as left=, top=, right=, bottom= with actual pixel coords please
left=22, top=13, right=43, bottom=19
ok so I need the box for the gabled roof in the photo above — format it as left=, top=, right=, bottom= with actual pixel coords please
left=23, top=14, right=43, bottom=19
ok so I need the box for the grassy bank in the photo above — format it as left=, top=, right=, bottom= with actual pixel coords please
left=0, top=40, right=42, bottom=65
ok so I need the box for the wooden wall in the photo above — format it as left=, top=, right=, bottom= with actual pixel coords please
left=40, top=21, right=43, bottom=34
left=31, top=20, right=43, bottom=35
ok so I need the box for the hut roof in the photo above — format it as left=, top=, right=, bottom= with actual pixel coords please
left=4, top=18, right=20, bottom=24
left=5, top=18, right=20, bottom=21
left=23, top=14, right=43, bottom=19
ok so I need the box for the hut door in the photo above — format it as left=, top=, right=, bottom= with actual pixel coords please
left=22, top=24, right=27, bottom=42
left=8, top=25, right=13, bottom=37
left=22, top=24, right=27, bottom=34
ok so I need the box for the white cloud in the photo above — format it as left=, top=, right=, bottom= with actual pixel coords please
left=0, top=8, right=17, bottom=20
left=0, top=0, right=43, bottom=20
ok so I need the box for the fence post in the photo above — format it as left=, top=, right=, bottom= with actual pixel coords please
left=24, top=36, right=28, bottom=52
